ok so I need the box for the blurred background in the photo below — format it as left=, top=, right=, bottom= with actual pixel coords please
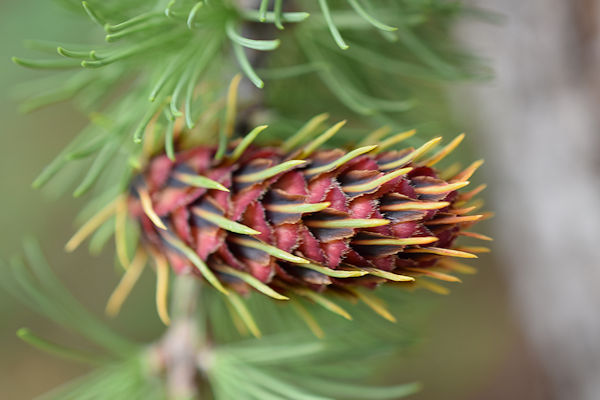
left=1, top=0, right=598, bottom=399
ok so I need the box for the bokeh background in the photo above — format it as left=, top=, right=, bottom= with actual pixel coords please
left=1, top=1, right=597, bottom=399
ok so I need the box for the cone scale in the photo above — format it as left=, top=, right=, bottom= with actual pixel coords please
left=127, top=131, right=486, bottom=301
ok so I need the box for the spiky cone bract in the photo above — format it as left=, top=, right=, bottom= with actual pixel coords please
left=127, top=125, right=488, bottom=318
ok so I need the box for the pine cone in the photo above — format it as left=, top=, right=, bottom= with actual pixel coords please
left=128, top=125, right=489, bottom=303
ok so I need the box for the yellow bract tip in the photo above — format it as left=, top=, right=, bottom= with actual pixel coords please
left=423, top=133, right=465, bottom=167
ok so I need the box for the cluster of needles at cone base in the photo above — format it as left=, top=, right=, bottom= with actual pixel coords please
left=63, top=128, right=490, bottom=338
left=63, top=81, right=490, bottom=337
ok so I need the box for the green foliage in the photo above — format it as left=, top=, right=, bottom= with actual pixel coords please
left=14, top=0, right=486, bottom=206
left=211, top=346, right=421, bottom=399
left=0, top=238, right=134, bottom=356
left=2, top=239, right=425, bottom=399
left=8, top=1, right=490, bottom=398
left=39, top=356, right=167, bottom=400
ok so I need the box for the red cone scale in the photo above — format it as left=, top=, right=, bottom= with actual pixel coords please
left=127, top=129, right=488, bottom=301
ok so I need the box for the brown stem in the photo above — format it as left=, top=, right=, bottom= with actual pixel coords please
left=152, top=276, right=209, bottom=400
